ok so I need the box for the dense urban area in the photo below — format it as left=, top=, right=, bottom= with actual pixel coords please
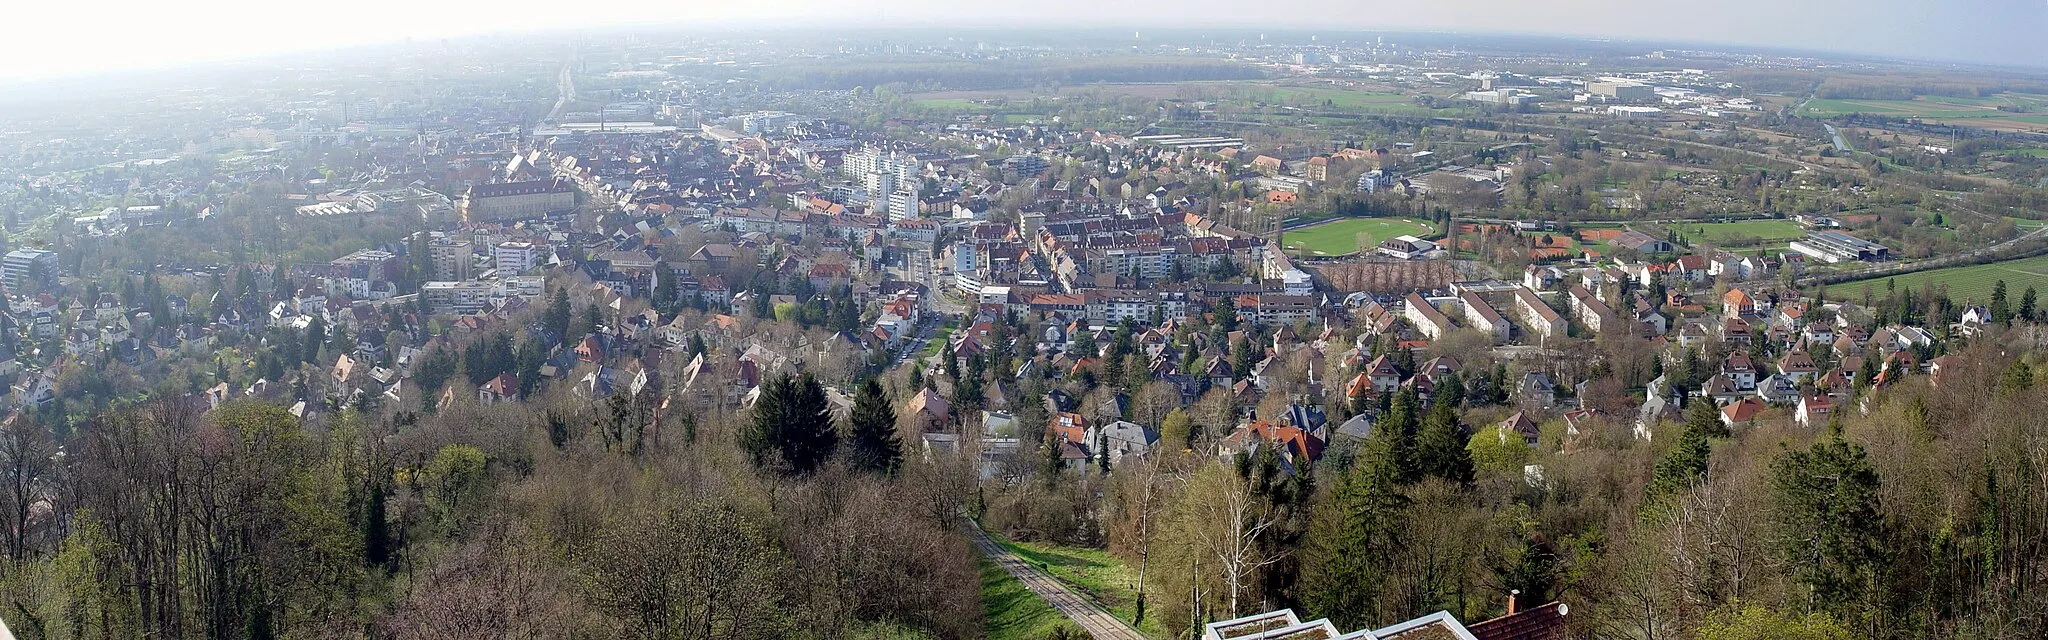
left=4, top=26, right=2048, bottom=640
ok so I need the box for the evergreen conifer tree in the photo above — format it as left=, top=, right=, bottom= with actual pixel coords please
left=744, top=372, right=840, bottom=475
left=847, top=378, right=902, bottom=475
left=1299, top=436, right=1406, bottom=629
left=1414, top=399, right=1474, bottom=483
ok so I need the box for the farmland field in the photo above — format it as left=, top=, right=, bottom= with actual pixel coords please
left=1673, top=220, right=1806, bottom=246
left=1798, top=94, right=2048, bottom=132
left=1839, top=254, right=2048, bottom=303
left=1801, top=99, right=1914, bottom=115
left=1267, top=86, right=1415, bottom=108
left=1282, top=217, right=1434, bottom=256
left=1799, top=98, right=2004, bottom=119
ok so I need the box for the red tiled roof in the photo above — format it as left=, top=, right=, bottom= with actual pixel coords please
left=1468, top=601, right=1570, bottom=640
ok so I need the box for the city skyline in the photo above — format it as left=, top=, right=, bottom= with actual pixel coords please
left=3, top=0, right=2044, bottom=80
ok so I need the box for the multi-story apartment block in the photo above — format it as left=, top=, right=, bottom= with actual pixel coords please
left=494, top=241, right=542, bottom=275
left=429, top=239, right=474, bottom=281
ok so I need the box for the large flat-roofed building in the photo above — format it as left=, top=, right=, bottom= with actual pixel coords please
left=428, top=239, right=474, bottom=281
left=462, top=179, right=576, bottom=221
left=330, top=250, right=399, bottom=282
left=1790, top=231, right=1891, bottom=263
left=2, top=249, right=57, bottom=291
left=494, top=242, right=542, bottom=275
left=1588, top=81, right=1654, bottom=102
left=421, top=281, right=493, bottom=313
left=1461, top=90, right=1537, bottom=107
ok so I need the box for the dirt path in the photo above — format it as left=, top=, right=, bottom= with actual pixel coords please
left=965, top=521, right=1148, bottom=640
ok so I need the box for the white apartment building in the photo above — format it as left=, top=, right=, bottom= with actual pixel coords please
left=494, top=241, right=542, bottom=275
left=422, top=281, right=493, bottom=312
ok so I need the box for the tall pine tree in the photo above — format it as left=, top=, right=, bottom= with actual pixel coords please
left=1381, top=386, right=1421, bottom=482
left=1299, top=436, right=1406, bottom=629
left=1990, top=279, right=2010, bottom=324
left=1413, top=399, right=1474, bottom=484
left=1646, top=418, right=1713, bottom=515
left=1771, top=434, right=1889, bottom=622
left=744, top=372, right=840, bottom=475
left=847, top=378, right=903, bottom=475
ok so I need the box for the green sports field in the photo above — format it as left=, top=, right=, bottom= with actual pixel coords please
left=1282, top=217, right=1434, bottom=256
left=1673, top=220, right=1807, bottom=246
left=1839, top=254, right=2048, bottom=304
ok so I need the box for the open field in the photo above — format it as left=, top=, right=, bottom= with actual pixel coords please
left=907, top=82, right=1457, bottom=118
left=1672, top=220, right=1806, bottom=246
left=1799, top=94, right=2048, bottom=132
left=910, top=97, right=985, bottom=110
left=1283, top=217, right=1434, bottom=256
left=980, top=557, right=1081, bottom=640
left=995, top=538, right=1162, bottom=638
left=908, top=82, right=1224, bottom=105
left=1800, top=98, right=2006, bottom=119
left=1839, top=253, right=2048, bottom=303
left=1265, top=86, right=1415, bottom=109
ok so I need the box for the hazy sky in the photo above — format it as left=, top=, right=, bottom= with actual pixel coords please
left=3, top=0, right=2043, bottom=79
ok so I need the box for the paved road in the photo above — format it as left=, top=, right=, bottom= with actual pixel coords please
left=965, top=521, right=1147, bottom=640
left=546, top=64, right=576, bottom=123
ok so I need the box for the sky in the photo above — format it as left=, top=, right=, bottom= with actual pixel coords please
left=2, top=0, right=2044, bottom=79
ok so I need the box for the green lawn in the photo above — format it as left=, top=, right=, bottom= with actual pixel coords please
left=1282, top=217, right=1435, bottom=257
left=995, top=538, right=1163, bottom=638
left=920, top=325, right=953, bottom=359
left=2003, top=148, right=2048, bottom=158
left=1673, top=220, right=1807, bottom=246
left=1840, top=254, right=2048, bottom=303
left=981, top=557, right=1081, bottom=640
